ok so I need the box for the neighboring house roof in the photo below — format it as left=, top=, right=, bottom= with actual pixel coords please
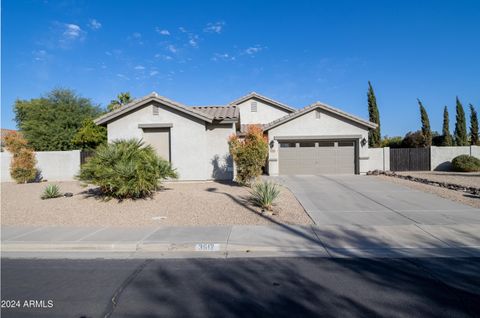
left=191, top=105, right=239, bottom=122
left=1, top=128, right=17, bottom=141
left=263, top=101, right=378, bottom=131
left=94, top=92, right=216, bottom=125
left=1, top=128, right=17, bottom=136
left=228, top=92, right=296, bottom=113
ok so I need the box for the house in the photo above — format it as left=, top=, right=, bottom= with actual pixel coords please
left=94, top=92, right=377, bottom=180
left=1, top=128, right=18, bottom=151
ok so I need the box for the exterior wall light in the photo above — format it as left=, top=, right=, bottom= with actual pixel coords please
left=361, top=138, right=367, bottom=147
left=269, top=140, right=275, bottom=149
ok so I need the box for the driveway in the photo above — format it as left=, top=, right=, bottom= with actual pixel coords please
left=276, top=175, right=480, bottom=226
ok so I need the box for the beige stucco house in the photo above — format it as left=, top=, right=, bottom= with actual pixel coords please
left=95, top=92, right=377, bottom=180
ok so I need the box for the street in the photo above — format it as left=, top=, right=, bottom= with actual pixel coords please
left=1, top=257, right=479, bottom=318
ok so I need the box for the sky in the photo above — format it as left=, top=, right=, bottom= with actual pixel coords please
left=2, top=0, right=480, bottom=136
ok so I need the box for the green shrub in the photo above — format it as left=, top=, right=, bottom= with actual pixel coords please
left=250, top=181, right=280, bottom=211
left=451, top=155, right=480, bottom=172
left=41, top=184, right=61, bottom=200
left=77, top=139, right=178, bottom=199
left=229, top=125, right=269, bottom=185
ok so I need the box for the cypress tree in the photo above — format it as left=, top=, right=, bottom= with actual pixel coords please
left=470, top=104, right=479, bottom=145
left=417, top=99, right=432, bottom=147
left=454, top=97, right=468, bottom=146
left=367, top=81, right=381, bottom=147
left=442, top=106, right=453, bottom=146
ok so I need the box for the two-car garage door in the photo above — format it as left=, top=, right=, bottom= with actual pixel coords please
left=278, top=140, right=357, bottom=175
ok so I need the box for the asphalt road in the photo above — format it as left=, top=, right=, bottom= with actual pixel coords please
left=1, top=257, right=480, bottom=318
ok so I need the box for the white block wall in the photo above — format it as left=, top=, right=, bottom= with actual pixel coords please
left=1, top=150, right=81, bottom=182
left=367, top=147, right=390, bottom=171
left=431, top=146, right=480, bottom=170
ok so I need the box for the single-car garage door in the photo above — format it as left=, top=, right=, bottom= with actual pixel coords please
left=278, top=140, right=356, bottom=175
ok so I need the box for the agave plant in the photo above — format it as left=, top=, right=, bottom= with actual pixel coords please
left=250, top=181, right=280, bottom=211
left=77, top=139, right=178, bottom=199
left=41, top=184, right=61, bottom=200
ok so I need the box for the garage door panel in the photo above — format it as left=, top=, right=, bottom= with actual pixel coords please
left=279, top=140, right=356, bottom=175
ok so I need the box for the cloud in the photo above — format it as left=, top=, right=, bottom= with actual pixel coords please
left=116, top=73, right=130, bottom=80
left=128, top=32, right=143, bottom=45
left=211, top=53, right=235, bottom=61
left=188, top=34, right=199, bottom=47
left=134, top=65, right=145, bottom=70
left=88, top=19, right=102, bottom=30
left=244, top=45, right=266, bottom=56
left=63, top=24, right=83, bottom=39
left=204, top=21, right=225, bottom=34
left=156, top=28, right=170, bottom=35
left=166, top=44, right=177, bottom=53
left=179, top=27, right=187, bottom=33
left=155, top=53, right=173, bottom=60
left=150, top=70, right=159, bottom=76
left=32, top=50, right=49, bottom=62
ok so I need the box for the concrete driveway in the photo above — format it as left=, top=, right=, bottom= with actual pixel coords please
left=276, top=175, right=480, bottom=226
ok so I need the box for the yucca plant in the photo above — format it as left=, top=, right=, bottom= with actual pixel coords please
left=41, top=184, right=61, bottom=200
left=77, top=139, right=178, bottom=199
left=250, top=181, right=280, bottom=211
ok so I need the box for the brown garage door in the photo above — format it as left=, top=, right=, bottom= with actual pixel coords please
left=278, top=140, right=356, bottom=175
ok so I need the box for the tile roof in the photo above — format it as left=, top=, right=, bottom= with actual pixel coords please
left=1, top=128, right=17, bottom=141
left=191, top=105, right=239, bottom=121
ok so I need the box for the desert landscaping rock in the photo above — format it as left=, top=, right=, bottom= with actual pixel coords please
left=0, top=181, right=312, bottom=227
left=367, top=170, right=480, bottom=197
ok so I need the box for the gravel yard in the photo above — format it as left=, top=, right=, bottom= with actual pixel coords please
left=376, top=175, right=480, bottom=208
left=0, top=181, right=312, bottom=227
left=396, top=171, right=480, bottom=188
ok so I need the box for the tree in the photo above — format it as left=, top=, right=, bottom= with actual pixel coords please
left=441, top=106, right=453, bottom=146
left=107, top=92, right=133, bottom=112
left=418, top=99, right=432, bottom=147
left=470, top=104, right=479, bottom=145
left=367, top=81, right=381, bottom=147
left=72, top=119, right=107, bottom=150
left=401, top=131, right=424, bottom=148
left=14, top=88, right=102, bottom=151
left=454, top=97, right=468, bottom=146
left=228, top=125, right=269, bottom=185
left=380, top=136, right=402, bottom=148
left=4, top=131, right=37, bottom=183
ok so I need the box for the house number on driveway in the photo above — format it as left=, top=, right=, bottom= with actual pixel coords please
left=195, top=243, right=220, bottom=251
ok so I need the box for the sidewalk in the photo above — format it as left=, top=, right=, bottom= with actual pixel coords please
left=1, top=223, right=479, bottom=259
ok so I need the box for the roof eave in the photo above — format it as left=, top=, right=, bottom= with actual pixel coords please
left=263, top=103, right=377, bottom=131
left=229, top=92, right=296, bottom=113
left=94, top=96, right=214, bottom=125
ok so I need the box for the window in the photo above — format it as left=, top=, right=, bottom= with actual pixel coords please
left=299, top=142, right=315, bottom=147
left=318, top=141, right=334, bottom=147
left=315, top=110, right=321, bottom=119
left=251, top=101, right=257, bottom=112
left=338, top=141, right=354, bottom=147
left=279, top=142, right=296, bottom=148
left=152, top=105, right=159, bottom=115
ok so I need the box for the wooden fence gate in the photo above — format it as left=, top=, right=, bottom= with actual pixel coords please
left=390, top=148, right=431, bottom=171
left=80, top=150, right=95, bottom=165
